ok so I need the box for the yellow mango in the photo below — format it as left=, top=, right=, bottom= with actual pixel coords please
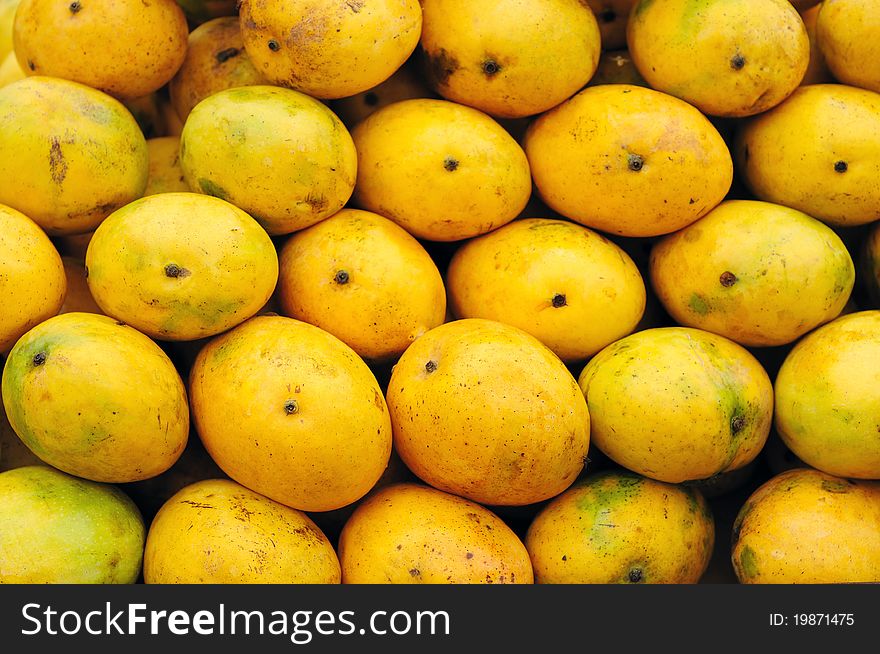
left=14, top=0, right=188, bottom=100
left=816, top=0, right=880, bottom=93
left=0, top=204, right=65, bottom=353
left=59, top=257, right=102, bottom=316
left=189, top=315, right=392, bottom=512
left=0, top=0, right=19, bottom=63
left=524, top=84, right=732, bottom=237
left=448, top=218, right=645, bottom=362
left=578, top=327, right=774, bottom=483
left=774, top=311, right=880, bottom=479
left=240, top=0, right=422, bottom=99
left=352, top=98, right=531, bottom=241
left=386, top=319, right=590, bottom=506
left=143, top=137, right=189, bottom=196
left=0, top=466, right=145, bottom=583
left=86, top=193, right=278, bottom=341
left=732, top=468, right=880, bottom=583
left=0, top=77, right=148, bottom=235
left=169, top=16, right=266, bottom=123
left=339, top=483, right=533, bottom=584
left=278, top=208, right=446, bottom=362
left=628, top=0, right=809, bottom=117
left=144, top=479, right=341, bottom=584
left=1, top=313, right=189, bottom=482
left=736, top=84, right=880, bottom=227
left=180, top=85, right=357, bottom=235
left=526, top=471, right=714, bottom=584
left=420, top=0, right=600, bottom=118
left=800, top=4, right=833, bottom=85
left=650, top=200, right=854, bottom=347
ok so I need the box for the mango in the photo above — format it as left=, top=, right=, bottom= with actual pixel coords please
left=0, top=465, right=144, bottom=583
left=339, top=483, right=533, bottom=584
left=774, top=311, right=880, bottom=479
left=816, top=0, right=880, bottom=93
left=525, top=84, right=732, bottom=237
left=420, top=0, right=600, bottom=118
left=650, top=200, right=854, bottom=347
left=526, top=471, right=714, bottom=584
left=578, top=327, right=773, bottom=483
left=1, top=313, right=189, bottom=482
left=732, top=468, right=880, bottom=583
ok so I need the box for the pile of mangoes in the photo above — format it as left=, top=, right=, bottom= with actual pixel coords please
left=0, top=0, right=878, bottom=585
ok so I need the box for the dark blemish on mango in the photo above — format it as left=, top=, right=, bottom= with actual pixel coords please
left=720, top=271, right=737, bottom=287
left=409, top=568, right=420, bottom=577
left=115, top=321, right=126, bottom=326
left=627, top=154, right=644, bottom=172
left=821, top=479, right=850, bottom=494
left=481, top=59, right=501, bottom=77
left=730, top=415, right=746, bottom=434
left=32, top=352, right=47, bottom=366
left=834, top=160, right=848, bottom=173
left=425, top=360, right=438, bottom=373
left=738, top=545, right=758, bottom=579
left=27, top=60, right=35, bottom=71
left=306, top=194, right=328, bottom=213
left=466, top=552, right=473, bottom=560
left=334, top=270, right=350, bottom=285
left=628, top=568, right=643, bottom=583
left=164, top=263, right=190, bottom=278
left=215, top=48, right=240, bottom=64
left=443, top=157, right=459, bottom=172
left=345, top=0, right=364, bottom=12
left=364, top=92, right=379, bottom=107
left=284, top=399, right=299, bottom=415
left=268, top=39, right=281, bottom=52
left=69, top=1, right=81, bottom=13
left=198, top=178, right=228, bottom=200
left=426, top=48, right=459, bottom=87
left=552, top=293, right=567, bottom=308
left=688, top=293, right=710, bottom=315
left=49, top=138, right=68, bottom=186
left=730, top=54, right=746, bottom=71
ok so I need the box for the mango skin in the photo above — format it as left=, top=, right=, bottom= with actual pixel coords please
left=736, top=84, right=880, bottom=227
left=189, top=315, right=392, bottom=512
left=0, top=51, right=24, bottom=88
left=816, top=0, right=880, bottom=94
left=1, top=313, right=189, bottom=483
left=386, top=319, right=590, bottom=506
left=0, top=465, right=145, bottom=583
left=0, top=0, right=19, bottom=63
left=526, top=471, right=714, bottom=584
left=524, top=85, right=733, bottom=237
left=180, top=85, right=357, bottom=235
left=143, top=137, right=189, bottom=196
left=0, top=204, right=66, bottom=353
left=448, top=218, right=646, bottom=362
left=240, top=0, right=422, bottom=100
left=59, top=257, right=102, bottom=316
left=169, top=16, right=266, bottom=123
left=14, top=0, right=188, bottom=100
left=278, top=208, right=446, bottom=362
left=774, top=311, right=880, bottom=479
left=650, top=200, right=855, bottom=347
left=628, top=0, right=809, bottom=117
left=86, top=193, right=278, bottom=341
left=0, top=401, right=41, bottom=472
left=587, top=1, right=638, bottom=50
left=864, top=222, right=880, bottom=306
left=0, top=77, right=149, bottom=235
left=339, top=483, right=533, bottom=584
left=420, top=0, right=601, bottom=118
left=352, top=98, right=531, bottom=242
left=732, top=468, right=880, bottom=583
left=578, top=327, right=773, bottom=483
left=800, top=4, right=833, bottom=86
left=144, top=479, right=341, bottom=584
